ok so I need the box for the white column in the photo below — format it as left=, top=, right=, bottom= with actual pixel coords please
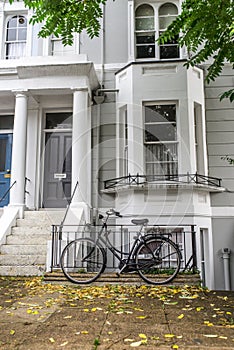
left=10, top=92, right=28, bottom=216
left=71, top=88, right=91, bottom=220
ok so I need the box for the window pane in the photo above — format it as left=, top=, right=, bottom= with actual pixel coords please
left=145, top=105, right=176, bottom=123
left=145, top=124, right=176, bottom=142
left=0, top=139, right=7, bottom=171
left=136, top=33, right=155, bottom=44
left=0, top=115, right=14, bottom=129
left=160, top=45, right=179, bottom=59
left=46, top=113, right=72, bottom=129
left=145, top=143, right=177, bottom=162
left=136, top=4, right=154, bottom=17
left=7, top=28, right=16, bottom=41
left=7, top=16, right=17, bottom=28
left=137, top=45, right=155, bottom=58
left=18, top=27, right=27, bottom=40
left=6, top=42, right=26, bottom=59
left=159, top=15, right=177, bottom=30
left=135, top=17, right=154, bottom=31
left=159, top=4, right=178, bottom=16
left=145, top=143, right=178, bottom=176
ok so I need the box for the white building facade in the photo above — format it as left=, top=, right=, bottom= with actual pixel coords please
left=0, top=0, right=233, bottom=290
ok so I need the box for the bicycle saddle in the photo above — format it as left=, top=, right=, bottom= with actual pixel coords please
left=131, top=218, right=149, bottom=226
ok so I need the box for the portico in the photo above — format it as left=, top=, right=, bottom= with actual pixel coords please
left=0, top=56, right=99, bottom=222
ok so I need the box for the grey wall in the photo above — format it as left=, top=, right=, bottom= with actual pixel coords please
left=91, top=71, right=117, bottom=210
left=80, top=0, right=128, bottom=64
left=205, top=65, right=234, bottom=206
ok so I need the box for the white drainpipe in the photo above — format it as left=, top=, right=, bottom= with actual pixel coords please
left=222, top=248, right=231, bottom=291
left=94, top=3, right=105, bottom=224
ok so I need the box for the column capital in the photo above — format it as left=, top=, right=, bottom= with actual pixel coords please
left=71, top=87, right=89, bottom=93
left=12, top=89, right=28, bottom=98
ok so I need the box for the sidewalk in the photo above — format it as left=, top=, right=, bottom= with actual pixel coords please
left=0, top=277, right=234, bottom=349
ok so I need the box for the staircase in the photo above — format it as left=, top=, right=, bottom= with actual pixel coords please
left=0, top=210, right=64, bottom=276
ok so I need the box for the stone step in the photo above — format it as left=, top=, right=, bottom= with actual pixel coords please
left=16, top=218, right=55, bottom=227
left=44, top=271, right=201, bottom=286
left=6, top=233, right=51, bottom=245
left=11, top=226, right=52, bottom=235
left=0, top=254, right=46, bottom=266
left=0, top=244, right=47, bottom=255
left=0, top=265, right=46, bottom=276
left=15, top=211, right=65, bottom=227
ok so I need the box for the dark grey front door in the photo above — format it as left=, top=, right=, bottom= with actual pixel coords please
left=43, top=132, right=72, bottom=208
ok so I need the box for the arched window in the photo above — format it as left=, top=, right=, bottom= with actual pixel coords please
left=135, top=4, right=155, bottom=59
left=159, top=3, right=179, bottom=59
left=5, top=15, right=27, bottom=59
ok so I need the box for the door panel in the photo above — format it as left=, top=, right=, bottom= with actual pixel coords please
left=43, top=132, right=72, bottom=208
left=0, top=134, right=12, bottom=207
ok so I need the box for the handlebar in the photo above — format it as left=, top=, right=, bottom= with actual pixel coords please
left=106, top=209, right=122, bottom=217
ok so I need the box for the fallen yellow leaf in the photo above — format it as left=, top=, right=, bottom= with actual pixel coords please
left=130, top=340, right=142, bottom=347
left=203, top=334, right=218, bottom=338
left=164, top=334, right=175, bottom=338
left=49, top=338, right=55, bottom=343
left=60, top=341, right=68, bottom=347
left=177, top=314, right=184, bottom=319
left=196, top=307, right=203, bottom=311
left=139, top=333, right=147, bottom=339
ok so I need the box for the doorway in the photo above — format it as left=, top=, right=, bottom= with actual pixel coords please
left=0, top=134, right=13, bottom=206
left=42, top=112, right=72, bottom=208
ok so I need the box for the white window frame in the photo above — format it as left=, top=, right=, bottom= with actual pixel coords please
left=4, top=13, right=28, bottom=59
left=143, top=101, right=179, bottom=178
left=134, top=1, right=181, bottom=61
left=48, top=33, right=80, bottom=56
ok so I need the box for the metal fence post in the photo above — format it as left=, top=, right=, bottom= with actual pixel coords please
left=191, top=225, right=197, bottom=273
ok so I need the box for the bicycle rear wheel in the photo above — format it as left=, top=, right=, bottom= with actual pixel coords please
left=60, top=238, right=106, bottom=284
left=135, top=236, right=181, bottom=285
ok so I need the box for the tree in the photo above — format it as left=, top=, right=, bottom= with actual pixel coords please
left=10, top=0, right=233, bottom=102
left=9, top=0, right=107, bottom=44
left=158, top=0, right=234, bottom=102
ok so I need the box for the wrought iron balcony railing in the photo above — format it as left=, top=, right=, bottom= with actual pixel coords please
left=104, top=173, right=222, bottom=190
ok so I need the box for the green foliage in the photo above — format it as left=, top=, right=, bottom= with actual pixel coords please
left=158, top=0, right=234, bottom=101
left=9, top=0, right=107, bottom=44
left=220, top=89, right=234, bottom=103
left=221, top=156, right=234, bottom=165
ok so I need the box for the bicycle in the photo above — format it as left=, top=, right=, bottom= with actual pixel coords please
left=60, top=209, right=182, bottom=285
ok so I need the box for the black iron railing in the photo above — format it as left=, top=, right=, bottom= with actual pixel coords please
left=50, top=223, right=197, bottom=274
left=104, top=173, right=222, bottom=190
left=0, top=180, right=16, bottom=204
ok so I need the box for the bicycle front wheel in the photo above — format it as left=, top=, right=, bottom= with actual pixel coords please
left=60, top=238, right=106, bottom=284
left=135, top=237, right=181, bottom=285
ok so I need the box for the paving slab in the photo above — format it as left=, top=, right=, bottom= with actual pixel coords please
left=0, top=277, right=234, bottom=349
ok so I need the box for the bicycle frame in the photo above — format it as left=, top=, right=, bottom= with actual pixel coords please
left=91, top=211, right=153, bottom=272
